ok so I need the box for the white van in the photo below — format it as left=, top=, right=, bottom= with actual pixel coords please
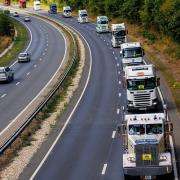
left=34, top=1, right=41, bottom=11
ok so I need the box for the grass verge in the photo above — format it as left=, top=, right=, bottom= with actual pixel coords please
left=0, top=18, right=29, bottom=66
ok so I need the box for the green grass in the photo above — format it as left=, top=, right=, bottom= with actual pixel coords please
left=0, top=18, right=29, bottom=66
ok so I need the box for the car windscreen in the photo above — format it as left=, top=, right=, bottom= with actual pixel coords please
left=19, top=54, right=27, bottom=57
left=127, top=77, right=156, bottom=90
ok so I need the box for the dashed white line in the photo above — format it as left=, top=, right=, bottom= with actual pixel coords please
left=104, top=39, right=106, bottom=42
left=107, top=43, right=109, bottom=46
left=112, top=131, right=116, bottom=139
left=119, top=81, right=121, bottom=85
left=117, top=108, right=120, bottom=114
left=118, top=71, right=120, bottom=74
left=1, top=94, right=6, bottom=98
left=34, top=64, right=37, bottom=68
left=118, top=93, right=121, bottom=97
left=26, top=72, right=30, bottom=76
left=115, top=57, right=118, bottom=60
left=45, top=48, right=47, bottom=51
left=43, top=52, right=46, bottom=56
left=117, top=63, right=120, bottom=66
left=101, top=164, right=107, bottom=175
left=39, top=58, right=42, bottom=61
left=113, top=51, right=115, bottom=54
left=16, top=82, right=20, bottom=86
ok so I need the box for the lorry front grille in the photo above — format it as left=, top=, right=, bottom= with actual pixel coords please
left=134, top=93, right=151, bottom=107
left=135, top=144, right=158, bottom=167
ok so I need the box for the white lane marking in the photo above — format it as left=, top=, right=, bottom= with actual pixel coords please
left=1, top=94, right=6, bottom=98
left=26, top=72, right=30, bottom=76
left=101, top=164, right=107, bottom=175
left=10, top=19, right=33, bottom=68
left=43, top=52, right=46, bottom=56
left=34, top=64, right=37, bottom=68
left=115, top=57, right=118, bottom=60
left=46, top=43, right=48, bottom=47
left=112, top=131, right=116, bottom=139
left=119, top=81, right=121, bottom=85
left=107, top=43, right=109, bottom=46
left=104, top=39, right=106, bottom=42
left=117, top=63, right=119, bottom=67
left=29, top=19, right=92, bottom=180
left=113, top=51, right=115, bottom=54
left=16, top=82, right=20, bottom=86
left=117, top=108, right=120, bottom=114
left=39, top=58, right=42, bottom=61
left=45, top=48, right=47, bottom=51
left=118, top=93, right=121, bottom=97
left=118, top=71, right=120, bottom=74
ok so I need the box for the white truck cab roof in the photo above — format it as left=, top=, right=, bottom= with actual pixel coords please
left=121, top=42, right=141, bottom=50
left=78, top=9, right=87, bottom=14
left=125, top=64, right=155, bottom=79
left=97, top=16, right=108, bottom=21
left=111, top=23, right=125, bottom=31
left=63, top=6, right=71, bottom=11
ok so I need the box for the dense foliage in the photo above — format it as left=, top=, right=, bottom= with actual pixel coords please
left=0, top=14, right=14, bottom=36
left=51, top=0, right=179, bottom=41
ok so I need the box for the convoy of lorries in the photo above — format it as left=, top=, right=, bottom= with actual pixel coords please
left=0, top=5, right=174, bottom=180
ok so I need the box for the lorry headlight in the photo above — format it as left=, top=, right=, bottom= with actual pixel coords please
left=159, top=155, right=167, bottom=161
left=128, top=101, right=133, bottom=106
left=127, top=157, right=135, bottom=162
left=152, top=99, right=158, bottom=105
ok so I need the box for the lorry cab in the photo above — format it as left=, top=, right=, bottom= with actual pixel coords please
left=111, top=23, right=128, bottom=47
left=78, top=9, right=88, bottom=23
left=120, top=113, right=172, bottom=178
left=49, top=3, right=57, bottom=14
left=33, top=1, right=41, bottom=11
left=124, top=65, right=159, bottom=111
left=120, top=42, right=144, bottom=69
left=62, top=6, right=72, bottom=18
left=96, top=16, right=109, bottom=33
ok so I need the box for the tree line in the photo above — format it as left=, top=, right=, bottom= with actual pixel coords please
left=0, top=12, right=14, bottom=37
left=47, top=0, right=179, bottom=42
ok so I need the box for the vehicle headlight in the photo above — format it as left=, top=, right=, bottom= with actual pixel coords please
left=127, top=157, right=135, bottom=162
left=159, top=155, right=167, bottom=161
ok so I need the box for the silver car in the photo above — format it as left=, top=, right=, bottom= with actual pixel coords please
left=18, top=52, right=30, bottom=62
left=24, top=16, right=31, bottom=22
left=0, top=67, right=14, bottom=82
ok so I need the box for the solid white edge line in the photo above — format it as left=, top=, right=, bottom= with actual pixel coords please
left=112, top=131, right=116, bottom=139
left=16, top=82, right=20, bottom=86
left=101, top=163, right=107, bottom=175
left=0, top=19, right=68, bottom=137
left=10, top=20, right=33, bottom=68
left=1, top=94, right=6, bottom=98
left=29, top=20, right=92, bottom=180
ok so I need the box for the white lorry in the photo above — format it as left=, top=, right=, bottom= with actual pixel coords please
left=78, top=9, right=88, bottom=23
left=62, top=6, right=72, bottom=18
left=124, top=64, right=160, bottom=111
left=119, top=112, right=173, bottom=179
left=120, top=42, right=144, bottom=69
left=111, top=23, right=128, bottom=47
left=33, top=1, right=41, bottom=11
left=96, top=16, right=109, bottom=33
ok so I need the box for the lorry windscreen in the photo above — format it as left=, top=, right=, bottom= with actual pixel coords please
left=146, top=124, right=162, bottom=134
left=98, top=20, right=108, bottom=24
left=127, top=78, right=156, bottom=90
left=123, top=47, right=143, bottom=58
left=113, top=30, right=126, bottom=37
left=65, top=10, right=71, bottom=13
left=129, top=124, right=145, bottom=135
left=80, top=14, right=87, bottom=17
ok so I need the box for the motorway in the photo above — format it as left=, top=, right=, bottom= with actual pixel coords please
left=16, top=11, right=178, bottom=180
left=0, top=14, right=66, bottom=134
left=22, top=12, right=128, bottom=180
